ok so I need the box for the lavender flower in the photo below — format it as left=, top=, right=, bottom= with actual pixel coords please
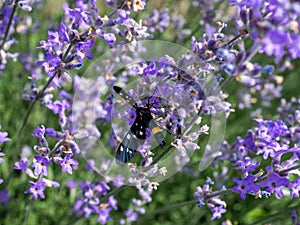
left=289, top=178, right=300, bottom=199
left=194, top=178, right=227, bottom=220
left=0, top=126, right=11, bottom=144
left=72, top=181, right=118, bottom=224
left=232, top=175, right=260, bottom=199
left=260, top=173, right=290, bottom=199
left=32, top=156, right=52, bottom=176
left=24, top=180, right=46, bottom=200
left=0, top=189, right=11, bottom=204
left=55, top=154, right=79, bottom=174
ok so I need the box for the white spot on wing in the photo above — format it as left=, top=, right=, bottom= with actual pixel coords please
left=120, top=146, right=124, bottom=151
left=139, top=131, right=143, bottom=136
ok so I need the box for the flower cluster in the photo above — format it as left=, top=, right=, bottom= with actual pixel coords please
left=0, top=125, right=11, bottom=185
left=72, top=180, right=118, bottom=224
left=230, top=0, right=300, bottom=63
left=14, top=125, right=79, bottom=199
left=229, top=118, right=300, bottom=198
left=194, top=177, right=227, bottom=220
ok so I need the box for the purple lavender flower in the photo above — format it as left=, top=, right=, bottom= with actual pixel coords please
left=47, top=23, right=69, bottom=50
left=72, top=180, right=117, bottom=224
left=235, top=157, right=260, bottom=176
left=0, top=126, right=11, bottom=144
left=24, top=181, right=46, bottom=200
left=144, top=9, right=170, bottom=33
left=291, top=210, right=300, bottom=225
left=14, top=158, right=29, bottom=172
left=210, top=205, right=226, bottom=220
left=37, top=53, right=62, bottom=77
left=0, top=189, right=11, bottom=204
left=261, top=30, right=288, bottom=59
left=103, top=33, right=116, bottom=45
left=0, top=152, right=5, bottom=164
left=112, top=175, right=125, bottom=187
left=17, top=1, right=32, bottom=12
left=289, top=178, right=300, bottom=199
left=32, top=156, right=52, bottom=176
left=232, top=175, right=260, bottom=199
left=97, top=208, right=112, bottom=224
left=75, top=40, right=95, bottom=62
left=260, top=173, right=290, bottom=199
left=124, top=209, right=138, bottom=222
left=233, top=131, right=255, bottom=159
left=32, top=125, right=46, bottom=139
left=108, top=196, right=118, bottom=210
left=56, top=154, right=79, bottom=174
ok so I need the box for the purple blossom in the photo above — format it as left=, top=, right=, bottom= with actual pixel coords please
left=122, top=106, right=137, bottom=126
left=75, top=40, right=95, bottom=62
left=17, top=1, right=32, bottom=12
left=0, top=189, right=11, bottom=204
left=0, top=127, right=11, bottom=145
left=37, top=53, right=62, bottom=77
left=108, top=196, right=118, bottom=210
left=47, top=23, right=69, bottom=50
left=46, top=101, right=65, bottom=114
left=32, top=156, right=52, bottom=176
left=103, top=33, right=116, bottom=45
left=144, top=9, right=170, bottom=33
left=32, top=125, right=46, bottom=139
left=95, top=181, right=110, bottom=196
left=56, top=154, right=79, bottom=174
left=97, top=208, right=111, bottom=224
left=235, top=157, right=260, bottom=174
left=73, top=180, right=117, bottom=224
left=260, top=173, right=290, bottom=199
left=232, top=175, right=260, bottom=199
left=124, top=209, right=138, bottom=222
left=14, top=158, right=29, bottom=172
left=116, top=9, right=131, bottom=25
left=24, top=181, right=46, bottom=200
left=210, top=205, right=226, bottom=220
left=66, top=179, right=78, bottom=189
left=233, top=131, right=255, bottom=158
left=112, top=175, right=125, bottom=187
left=291, top=210, right=300, bottom=225
left=290, top=178, right=300, bottom=199
left=0, top=152, right=5, bottom=164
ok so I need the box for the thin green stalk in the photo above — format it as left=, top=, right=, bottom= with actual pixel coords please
left=18, top=38, right=76, bottom=134
left=137, top=200, right=195, bottom=221
left=18, top=74, right=56, bottom=134
left=108, top=0, right=127, bottom=17
left=101, top=185, right=126, bottom=202
left=0, top=0, right=19, bottom=50
left=249, top=204, right=300, bottom=225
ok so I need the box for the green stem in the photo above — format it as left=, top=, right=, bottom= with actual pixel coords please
left=18, top=75, right=56, bottom=134
left=136, top=200, right=195, bottom=221
left=101, top=185, right=126, bottom=202
left=0, top=0, right=19, bottom=51
left=249, top=204, right=300, bottom=225
left=18, top=38, right=76, bottom=135
left=108, top=0, right=127, bottom=17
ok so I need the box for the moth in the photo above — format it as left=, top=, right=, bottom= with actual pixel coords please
left=113, top=85, right=181, bottom=163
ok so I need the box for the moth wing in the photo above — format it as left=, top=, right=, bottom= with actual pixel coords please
left=115, top=130, right=144, bottom=163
